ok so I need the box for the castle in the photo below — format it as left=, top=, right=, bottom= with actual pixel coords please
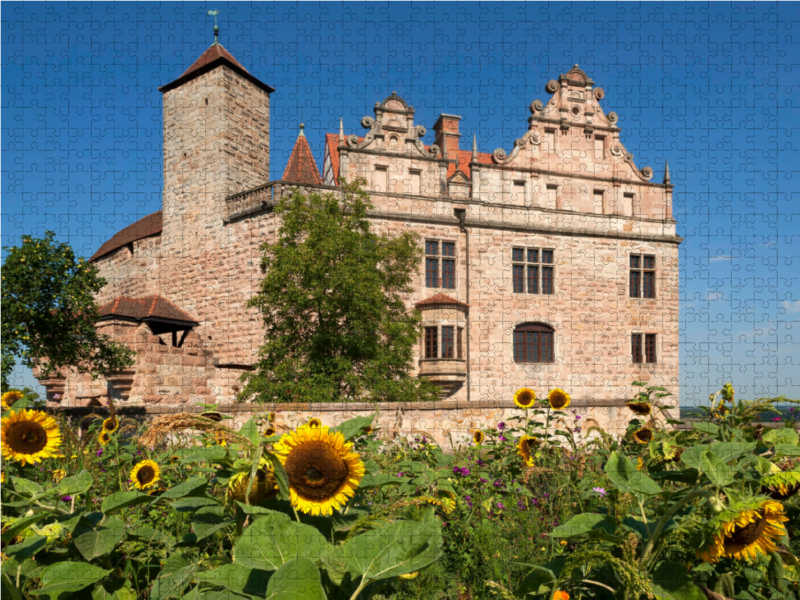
left=40, top=36, right=680, bottom=439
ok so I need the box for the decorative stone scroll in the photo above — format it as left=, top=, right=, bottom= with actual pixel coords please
left=492, top=129, right=541, bottom=165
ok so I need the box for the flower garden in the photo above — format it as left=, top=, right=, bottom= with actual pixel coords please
left=2, top=383, right=800, bottom=600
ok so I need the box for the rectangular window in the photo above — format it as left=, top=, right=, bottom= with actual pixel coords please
left=425, top=240, right=456, bottom=289
left=630, top=254, right=655, bottom=298
left=426, top=258, right=439, bottom=288
left=645, top=334, right=657, bottom=364
left=441, top=242, right=455, bottom=289
left=424, top=327, right=438, bottom=359
left=512, top=247, right=554, bottom=294
left=457, top=327, right=463, bottom=359
left=514, top=330, right=554, bottom=363
left=441, top=326, right=454, bottom=359
left=632, top=333, right=643, bottom=364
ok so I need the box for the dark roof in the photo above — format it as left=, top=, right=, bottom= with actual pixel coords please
left=90, top=211, right=163, bottom=262
left=282, top=131, right=323, bottom=185
left=415, top=293, right=470, bottom=310
left=98, top=296, right=199, bottom=326
left=158, top=43, right=275, bottom=95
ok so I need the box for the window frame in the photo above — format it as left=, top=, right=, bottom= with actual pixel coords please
left=632, top=333, right=658, bottom=365
left=512, top=247, right=555, bottom=295
left=425, top=239, right=457, bottom=290
left=630, top=253, right=656, bottom=299
left=513, top=322, right=555, bottom=364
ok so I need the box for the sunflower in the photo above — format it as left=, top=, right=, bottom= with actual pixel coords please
left=1, top=409, right=62, bottom=465
left=637, top=457, right=645, bottom=471
left=268, top=411, right=276, bottom=422
left=274, top=425, right=365, bottom=516
left=1, top=391, right=23, bottom=411
left=1, top=472, right=5, bottom=484
left=513, top=388, right=536, bottom=409
left=52, top=469, right=66, bottom=483
left=517, top=435, right=540, bottom=467
left=761, top=471, right=800, bottom=501
left=548, top=388, right=571, bottom=411
left=201, top=411, right=223, bottom=422
left=98, top=431, right=112, bottom=445
left=308, top=418, right=323, bottom=428
left=102, top=417, right=119, bottom=434
left=472, top=430, right=485, bottom=444
left=698, top=498, right=788, bottom=562
left=362, top=425, right=373, bottom=434
left=215, top=432, right=228, bottom=447
left=552, top=592, right=570, bottom=600
left=227, top=460, right=279, bottom=505
left=263, top=425, right=276, bottom=437
left=626, top=401, right=651, bottom=416
left=130, top=460, right=161, bottom=490
left=633, top=428, right=653, bottom=444
left=721, top=383, right=735, bottom=403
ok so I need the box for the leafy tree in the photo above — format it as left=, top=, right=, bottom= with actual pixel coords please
left=242, top=178, right=440, bottom=404
left=1, top=231, right=136, bottom=388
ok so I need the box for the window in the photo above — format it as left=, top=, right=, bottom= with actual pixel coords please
left=374, top=166, right=388, bottom=192
left=594, top=136, right=605, bottom=160
left=424, top=325, right=464, bottom=360
left=513, top=323, right=555, bottom=364
left=632, top=333, right=657, bottom=364
left=424, top=327, right=438, bottom=359
left=594, top=190, right=604, bottom=214
left=425, top=240, right=456, bottom=289
left=630, top=254, right=656, bottom=298
left=513, top=247, right=554, bottom=295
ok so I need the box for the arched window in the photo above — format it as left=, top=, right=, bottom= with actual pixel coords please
left=513, top=323, right=555, bottom=363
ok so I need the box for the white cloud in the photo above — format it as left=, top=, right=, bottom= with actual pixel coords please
left=706, top=291, right=724, bottom=301
left=709, top=255, right=734, bottom=262
left=782, top=300, right=800, bottom=313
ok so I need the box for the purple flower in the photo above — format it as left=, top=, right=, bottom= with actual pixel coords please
left=592, top=487, right=607, bottom=497
left=397, top=471, right=405, bottom=477
left=465, top=494, right=473, bottom=508
left=480, top=477, right=488, bottom=483
left=496, top=501, right=505, bottom=510
left=493, top=479, right=504, bottom=488
left=61, top=495, right=72, bottom=502
left=499, top=435, right=507, bottom=442
left=575, top=428, right=581, bottom=433
left=40, top=467, right=45, bottom=471
left=453, top=466, right=461, bottom=475
left=497, top=422, right=506, bottom=431
left=543, top=493, right=549, bottom=498
left=100, top=468, right=107, bottom=473
left=517, top=499, right=527, bottom=510
left=575, top=415, right=581, bottom=420
left=460, top=467, right=471, bottom=477
left=773, top=416, right=782, bottom=422
left=476, top=459, right=485, bottom=466
left=53, top=393, right=61, bottom=400
left=96, top=449, right=103, bottom=457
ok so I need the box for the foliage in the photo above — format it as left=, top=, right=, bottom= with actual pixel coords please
left=1, top=231, right=135, bottom=388
left=241, top=178, right=440, bottom=404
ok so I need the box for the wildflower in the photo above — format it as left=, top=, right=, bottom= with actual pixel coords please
left=499, top=435, right=507, bottom=442
left=460, top=467, right=471, bottom=477
left=96, top=448, right=104, bottom=457
left=772, top=417, right=782, bottom=422
left=496, top=501, right=505, bottom=510
left=514, top=388, right=536, bottom=409
left=497, top=422, right=506, bottom=430
left=61, top=495, right=72, bottom=502
left=592, top=487, right=606, bottom=497
left=98, top=432, right=111, bottom=446
left=575, top=415, right=581, bottom=420
left=472, top=429, right=485, bottom=444
left=547, top=388, right=571, bottom=411
left=397, top=471, right=405, bottom=477
left=453, top=466, right=460, bottom=475
left=553, top=592, right=570, bottom=600
left=1, top=409, right=62, bottom=465
left=52, top=469, right=66, bottom=482
left=52, top=393, right=61, bottom=400
left=637, top=457, right=644, bottom=471
left=559, top=540, right=568, bottom=546
left=698, top=499, right=788, bottom=562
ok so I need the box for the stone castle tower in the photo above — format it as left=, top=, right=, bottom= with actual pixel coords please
left=40, top=36, right=680, bottom=442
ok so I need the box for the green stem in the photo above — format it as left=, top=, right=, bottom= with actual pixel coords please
left=639, top=486, right=706, bottom=569
left=2, top=571, right=23, bottom=600
left=637, top=498, right=651, bottom=537
left=348, top=580, right=368, bottom=600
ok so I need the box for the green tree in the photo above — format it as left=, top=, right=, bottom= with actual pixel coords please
left=1, top=231, right=136, bottom=388
left=241, top=178, right=440, bottom=404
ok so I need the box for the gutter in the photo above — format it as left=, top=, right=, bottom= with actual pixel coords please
left=454, top=208, right=470, bottom=403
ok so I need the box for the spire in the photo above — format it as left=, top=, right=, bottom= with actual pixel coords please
left=472, top=133, right=478, bottom=162
left=282, top=127, right=323, bottom=186
left=207, top=10, right=220, bottom=46
left=663, top=160, right=671, bottom=185
left=339, top=119, right=344, bottom=143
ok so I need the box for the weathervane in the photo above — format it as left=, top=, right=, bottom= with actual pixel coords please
left=207, top=9, right=220, bottom=45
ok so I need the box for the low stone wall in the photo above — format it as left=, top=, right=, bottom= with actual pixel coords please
left=53, top=398, right=659, bottom=449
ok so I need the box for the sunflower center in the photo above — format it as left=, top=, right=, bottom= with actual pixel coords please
left=637, top=429, right=653, bottom=443
left=137, top=466, right=155, bottom=485
left=725, top=515, right=769, bottom=549
left=285, top=440, right=349, bottom=501
left=8, top=421, right=47, bottom=454
left=518, top=391, right=534, bottom=406
left=550, top=394, right=567, bottom=409
left=104, top=419, right=118, bottom=431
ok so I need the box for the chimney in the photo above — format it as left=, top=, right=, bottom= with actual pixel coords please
left=433, top=114, right=461, bottom=159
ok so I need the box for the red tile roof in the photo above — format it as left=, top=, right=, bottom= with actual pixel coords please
left=158, top=43, right=275, bottom=95
left=323, top=134, right=493, bottom=185
left=90, top=211, right=162, bottom=262
left=282, top=132, right=323, bottom=185
left=415, top=293, right=470, bottom=310
left=99, top=296, right=199, bottom=325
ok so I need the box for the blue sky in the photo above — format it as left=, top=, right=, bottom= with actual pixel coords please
left=2, top=2, right=799, bottom=407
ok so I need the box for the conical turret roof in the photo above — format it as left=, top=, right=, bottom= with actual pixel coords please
left=282, top=125, right=323, bottom=186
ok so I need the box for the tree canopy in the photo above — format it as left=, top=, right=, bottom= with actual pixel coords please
left=241, top=179, right=440, bottom=404
left=1, top=231, right=136, bottom=388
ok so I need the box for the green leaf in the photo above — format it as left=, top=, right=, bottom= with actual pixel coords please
left=73, top=516, right=125, bottom=560
left=680, top=445, right=711, bottom=470
left=701, top=450, right=735, bottom=487
left=150, top=564, right=197, bottom=600
left=692, top=422, right=720, bottom=435
left=12, top=476, right=43, bottom=497
left=651, top=561, right=706, bottom=600
left=235, top=513, right=328, bottom=571
left=192, top=506, right=233, bottom=542
left=5, top=535, right=47, bottom=560
left=330, top=416, right=374, bottom=441
left=198, top=563, right=271, bottom=598
left=161, top=476, right=209, bottom=500
left=774, top=444, right=800, bottom=457
left=55, top=470, right=94, bottom=497
left=763, top=429, right=799, bottom=446
left=340, top=519, right=442, bottom=583
left=176, top=446, right=228, bottom=464
left=171, top=497, right=220, bottom=512
left=101, top=491, right=151, bottom=515
left=709, top=442, right=756, bottom=463
left=605, top=451, right=662, bottom=495
left=264, top=451, right=291, bottom=499
left=549, top=514, right=619, bottom=541
left=714, top=572, right=735, bottom=597
left=31, top=562, right=111, bottom=598
left=516, top=565, right=556, bottom=597
left=239, top=418, right=262, bottom=447
left=234, top=502, right=285, bottom=517
left=359, top=473, right=405, bottom=489
left=127, top=526, right=175, bottom=546
left=768, top=552, right=785, bottom=591
left=1, top=512, right=48, bottom=543
left=265, top=558, right=326, bottom=600
left=91, top=579, right=137, bottom=600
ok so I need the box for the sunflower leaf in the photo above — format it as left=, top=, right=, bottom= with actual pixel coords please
left=234, top=513, right=328, bottom=571
left=264, top=451, right=291, bottom=499
left=198, top=563, right=271, bottom=598
left=11, top=476, right=43, bottom=498
left=330, top=416, right=374, bottom=441
left=73, top=515, right=125, bottom=560
left=774, top=444, right=800, bottom=457
left=763, top=429, right=799, bottom=446
left=239, top=418, right=262, bottom=448
left=700, top=450, right=734, bottom=487
left=264, top=558, right=326, bottom=600
left=359, top=473, right=405, bottom=489
left=160, top=476, right=209, bottom=500
left=102, top=491, right=151, bottom=515
left=4, top=535, right=47, bottom=560
left=340, top=519, right=443, bottom=583
left=549, top=513, right=620, bottom=542
left=55, top=470, right=94, bottom=497
left=651, top=561, right=706, bottom=600
left=768, top=552, right=785, bottom=591
left=1, top=512, right=48, bottom=543
left=30, top=562, right=111, bottom=598
left=605, top=451, right=662, bottom=495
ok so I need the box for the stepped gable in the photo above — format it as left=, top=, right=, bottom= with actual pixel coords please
left=415, top=293, right=470, bottom=310
left=90, top=211, right=162, bottom=262
left=282, top=125, right=323, bottom=185
left=158, top=42, right=275, bottom=94
left=99, top=295, right=199, bottom=326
